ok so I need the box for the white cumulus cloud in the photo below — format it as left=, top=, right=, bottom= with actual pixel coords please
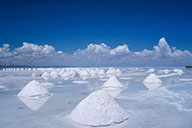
left=110, top=44, right=130, bottom=55
left=0, top=37, right=192, bottom=66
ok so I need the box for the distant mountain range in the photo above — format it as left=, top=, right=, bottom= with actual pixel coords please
left=0, top=65, right=72, bottom=68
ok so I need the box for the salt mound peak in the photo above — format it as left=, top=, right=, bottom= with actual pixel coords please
left=163, top=69, right=170, bottom=74
left=68, top=90, right=128, bottom=126
left=143, top=74, right=162, bottom=83
left=102, top=76, right=124, bottom=89
left=97, top=69, right=105, bottom=75
left=89, top=70, right=96, bottom=77
left=79, top=70, right=89, bottom=76
left=42, top=72, right=49, bottom=80
left=106, top=68, right=116, bottom=74
left=143, top=74, right=162, bottom=90
left=147, top=68, right=155, bottom=73
left=17, top=80, right=51, bottom=98
left=50, top=71, right=59, bottom=79
left=116, top=68, right=122, bottom=74
left=174, top=69, right=184, bottom=75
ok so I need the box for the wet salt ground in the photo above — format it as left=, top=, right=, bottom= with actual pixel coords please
left=0, top=67, right=192, bottom=128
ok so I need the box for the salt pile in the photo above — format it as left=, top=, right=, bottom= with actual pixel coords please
left=97, top=69, right=105, bottom=78
left=143, top=74, right=162, bottom=90
left=79, top=70, right=89, bottom=80
left=115, top=68, right=122, bottom=76
left=42, top=72, right=50, bottom=80
left=59, top=69, right=65, bottom=75
left=89, top=70, right=96, bottom=77
left=163, top=69, right=170, bottom=74
left=174, top=69, right=184, bottom=75
left=68, top=90, right=128, bottom=126
left=106, top=68, right=116, bottom=77
left=147, top=68, right=155, bottom=73
left=79, top=70, right=89, bottom=76
left=69, top=70, right=76, bottom=77
left=102, top=76, right=124, bottom=89
left=50, top=71, right=59, bottom=79
left=17, top=80, right=51, bottom=98
left=97, top=69, right=105, bottom=75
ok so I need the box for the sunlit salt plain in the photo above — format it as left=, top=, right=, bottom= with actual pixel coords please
left=0, top=67, right=192, bottom=128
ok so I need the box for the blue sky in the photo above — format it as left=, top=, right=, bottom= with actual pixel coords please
left=0, top=0, right=192, bottom=66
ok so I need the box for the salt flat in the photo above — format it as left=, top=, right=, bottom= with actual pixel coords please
left=0, top=67, right=192, bottom=128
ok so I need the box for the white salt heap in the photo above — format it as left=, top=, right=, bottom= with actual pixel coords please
left=102, top=76, right=124, bottom=89
left=69, top=70, right=76, bottom=77
left=79, top=70, right=89, bottom=80
left=79, top=70, right=89, bottom=76
left=59, top=69, right=65, bottom=75
left=17, top=80, right=51, bottom=98
left=115, top=68, right=122, bottom=76
left=147, top=68, right=155, bottom=73
left=97, top=69, right=105, bottom=75
left=50, top=71, right=59, bottom=79
left=42, top=72, right=50, bottom=80
left=106, top=68, right=117, bottom=77
left=174, top=69, right=184, bottom=75
left=163, top=69, right=170, bottom=74
left=68, top=90, right=128, bottom=126
left=61, top=71, right=72, bottom=81
left=143, top=74, right=162, bottom=90
left=89, top=70, right=96, bottom=77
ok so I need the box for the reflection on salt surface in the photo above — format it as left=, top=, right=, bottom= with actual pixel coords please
left=143, top=82, right=162, bottom=90
left=70, top=120, right=126, bottom=128
left=1, top=67, right=192, bottom=128
left=98, top=74, right=105, bottom=78
left=80, top=75, right=89, bottom=80
left=62, top=76, right=70, bottom=81
left=18, top=96, right=50, bottom=111
left=104, top=88, right=123, bottom=98
left=72, top=81, right=90, bottom=84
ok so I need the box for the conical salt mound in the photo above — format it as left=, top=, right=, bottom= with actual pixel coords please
left=42, top=72, right=49, bottom=80
left=143, top=74, right=162, bottom=90
left=163, top=69, right=170, bottom=74
left=102, top=76, right=124, bottom=89
left=50, top=71, right=59, bottom=79
left=68, top=90, right=128, bottom=126
left=147, top=68, right=155, bottom=73
left=143, top=74, right=162, bottom=83
left=17, top=80, right=51, bottom=98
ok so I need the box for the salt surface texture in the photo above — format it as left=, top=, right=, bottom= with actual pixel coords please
left=102, top=76, right=124, bottom=89
left=17, top=80, right=51, bottom=98
left=143, top=74, right=162, bottom=90
left=68, top=90, right=129, bottom=126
